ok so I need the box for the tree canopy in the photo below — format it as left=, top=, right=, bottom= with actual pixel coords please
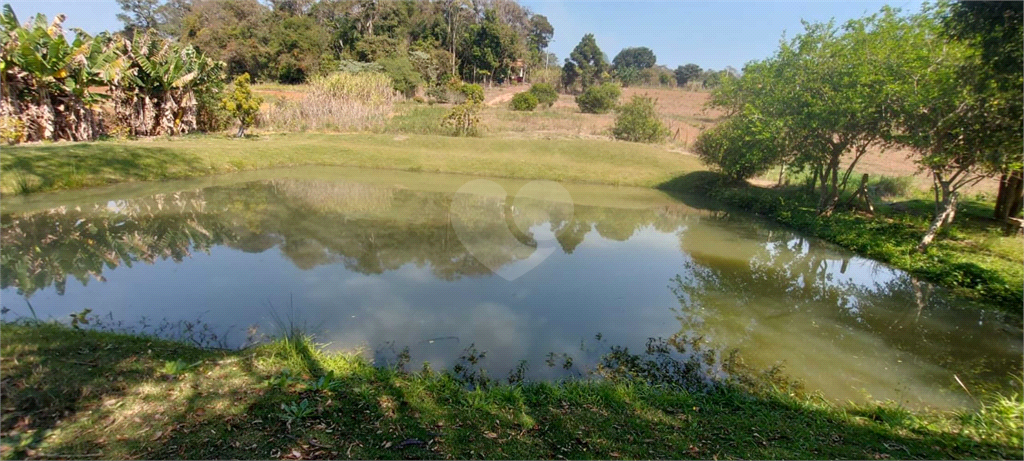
left=612, top=46, right=656, bottom=70
left=566, top=33, right=607, bottom=89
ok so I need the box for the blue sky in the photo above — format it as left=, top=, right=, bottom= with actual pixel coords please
left=8, top=0, right=924, bottom=70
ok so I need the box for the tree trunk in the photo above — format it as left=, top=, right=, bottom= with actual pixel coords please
left=918, top=191, right=958, bottom=252
left=994, top=169, right=1023, bottom=220
left=818, top=152, right=842, bottom=215
left=236, top=124, right=246, bottom=138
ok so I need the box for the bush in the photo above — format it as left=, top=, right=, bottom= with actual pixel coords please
left=870, top=175, right=914, bottom=199
left=459, top=83, right=484, bottom=103
left=221, top=73, right=263, bottom=137
left=612, top=95, right=669, bottom=143
left=575, top=82, right=621, bottom=114
left=528, top=83, right=558, bottom=107
left=691, top=109, right=785, bottom=180
left=195, top=78, right=230, bottom=132
left=443, top=101, right=482, bottom=136
left=427, top=85, right=451, bottom=103
left=509, top=92, right=539, bottom=111
left=378, top=56, right=423, bottom=98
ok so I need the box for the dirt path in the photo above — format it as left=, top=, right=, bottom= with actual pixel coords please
left=484, top=86, right=527, bottom=107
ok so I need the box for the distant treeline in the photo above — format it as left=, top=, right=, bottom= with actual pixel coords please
left=115, top=0, right=557, bottom=86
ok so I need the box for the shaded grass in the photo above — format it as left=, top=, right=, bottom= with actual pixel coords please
left=1, top=323, right=1021, bottom=460
left=0, top=133, right=704, bottom=196
left=661, top=172, right=1024, bottom=313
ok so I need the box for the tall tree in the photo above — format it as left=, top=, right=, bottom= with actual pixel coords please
left=441, top=0, right=472, bottom=77
left=116, top=0, right=166, bottom=35
left=612, top=46, right=656, bottom=70
left=528, top=14, right=553, bottom=53
left=944, top=1, right=1023, bottom=221
left=568, top=33, right=607, bottom=89
left=673, top=63, right=701, bottom=87
left=465, top=9, right=521, bottom=84
left=710, top=11, right=907, bottom=215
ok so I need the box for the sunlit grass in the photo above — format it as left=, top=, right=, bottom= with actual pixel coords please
left=0, top=133, right=704, bottom=196
left=1, top=322, right=1021, bottom=460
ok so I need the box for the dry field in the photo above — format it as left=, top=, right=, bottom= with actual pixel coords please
left=253, top=83, right=995, bottom=195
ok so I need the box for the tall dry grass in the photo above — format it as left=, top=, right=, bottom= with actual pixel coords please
left=260, top=73, right=397, bottom=132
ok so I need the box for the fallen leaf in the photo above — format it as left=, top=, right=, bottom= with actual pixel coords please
left=483, top=432, right=498, bottom=439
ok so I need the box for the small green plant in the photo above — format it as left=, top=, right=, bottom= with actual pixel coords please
left=221, top=73, right=263, bottom=137
left=459, top=83, right=484, bottom=103
left=509, top=92, right=539, bottom=111
left=528, top=83, right=558, bottom=107
left=161, top=359, right=201, bottom=376
left=442, top=101, right=482, bottom=136
left=69, top=308, right=92, bottom=329
left=575, top=82, right=621, bottom=114
left=267, top=368, right=302, bottom=388
left=612, top=95, right=669, bottom=143
left=280, top=398, right=315, bottom=422
left=307, top=371, right=342, bottom=392
left=0, top=116, right=25, bottom=145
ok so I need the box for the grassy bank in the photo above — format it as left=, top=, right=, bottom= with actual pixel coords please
left=0, top=133, right=702, bottom=196
left=662, top=172, right=1024, bottom=313
left=1, top=323, right=1021, bottom=460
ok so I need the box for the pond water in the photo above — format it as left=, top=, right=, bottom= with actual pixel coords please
left=2, top=166, right=1020, bottom=410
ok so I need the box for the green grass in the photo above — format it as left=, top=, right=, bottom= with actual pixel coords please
left=1, top=322, right=1020, bottom=460
left=662, top=172, right=1024, bottom=314
left=383, top=104, right=450, bottom=135
left=0, top=133, right=703, bottom=196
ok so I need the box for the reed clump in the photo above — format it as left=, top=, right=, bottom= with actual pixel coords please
left=261, top=72, right=397, bottom=132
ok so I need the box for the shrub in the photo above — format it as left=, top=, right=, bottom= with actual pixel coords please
left=528, top=83, right=558, bottom=107
left=691, top=109, right=785, bottom=181
left=612, top=95, right=669, bottom=143
left=413, top=96, right=425, bottom=104
left=509, top=92, right=539, bottom=111
left=575, top=82, right=620, bottom=114
left=378, top=56, right=423, bottom=98
left=196, top=78, right=230, bottom=132
left=443, top=101, right=482, bottom=136
left=427, top=85, right=451, bottom=103
left=221, top=73, right=263, bottom=137
left=0, top=116, right=25, bottom=145
left=260, top=72, right=396, bottom=132
left=870, top=175, right=915, bottom=199
left=459, top=83, right=484, bottom=103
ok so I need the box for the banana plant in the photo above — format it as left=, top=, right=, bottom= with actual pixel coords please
left=0, top=6, right=114, bottom=141
left=109, top=30, right=223, bottom=136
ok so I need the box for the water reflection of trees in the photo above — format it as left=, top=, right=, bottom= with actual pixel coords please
left=672, top=218, right=1022, bottom=391
left=1, top=191, right=232, bottom=296
left=1, top=179, right=720, bottom=295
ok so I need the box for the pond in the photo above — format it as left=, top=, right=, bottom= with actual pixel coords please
left=2, top=166, right=1020, bottom=411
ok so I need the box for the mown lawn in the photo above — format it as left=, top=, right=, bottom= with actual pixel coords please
left=0, top=133, right=703, bottom=195
left=1, top=323, right=1021, bottom=460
